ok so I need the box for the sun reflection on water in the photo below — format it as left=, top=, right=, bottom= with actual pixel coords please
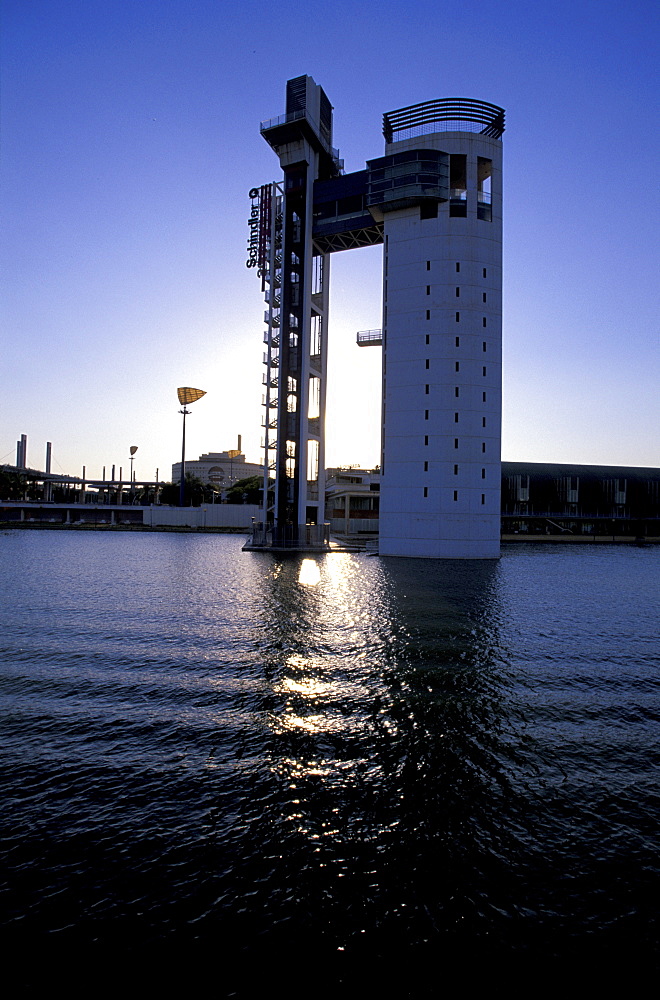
left=298, top=559, right=321, bottom=586
left=280, top=676, right=329, bottom=697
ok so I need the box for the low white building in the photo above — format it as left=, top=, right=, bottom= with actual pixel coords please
left=325, top=467, right=380, bottom=536
left=172, top=449, right=262, bottom=490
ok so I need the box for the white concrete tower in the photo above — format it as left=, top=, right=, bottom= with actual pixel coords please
left=375, top=100, right=505, bottom=558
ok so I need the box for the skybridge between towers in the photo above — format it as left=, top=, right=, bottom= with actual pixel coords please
left=244, top=76, right=505, bottom=558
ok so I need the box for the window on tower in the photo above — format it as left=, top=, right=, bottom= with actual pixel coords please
left=450, top=155, right=467, bottom=217
left=477, top=157, right=492, bottom=221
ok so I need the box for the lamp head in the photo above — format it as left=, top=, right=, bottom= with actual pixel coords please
left=177, top=387, right=206, bottom=406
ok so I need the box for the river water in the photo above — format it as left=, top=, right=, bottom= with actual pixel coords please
left=1, top=531, right=658, bottom=992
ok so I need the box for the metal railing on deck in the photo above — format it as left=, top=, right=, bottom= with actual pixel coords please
left=260, top=110, right=342, bottom=168
left=245, top=521, right=330, bottom=549
left=356, top=329, right=383, bottom=346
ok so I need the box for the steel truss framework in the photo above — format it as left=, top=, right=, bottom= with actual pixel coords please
left=257, top=179, right=330, bottom=542
left=312, top=224, right=383, bottom=255
left=258, top=182, right=283, bottom=523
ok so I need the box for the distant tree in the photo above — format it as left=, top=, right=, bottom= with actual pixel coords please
left=136, top=485, right=153, bottom=505
left=159, top=473, right=207, bottom=506
left=51, top=486, right=69, bottom=503
left=0, top=471, right=26, bottom=500
left=226, top=475, right=267, bottom=505
left=26, top=481, right=42, bottom=501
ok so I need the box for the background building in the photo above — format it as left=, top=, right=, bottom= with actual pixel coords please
left=325, top=467, right=380, bottom=537
left=172, top=443, right=261, bottom=490
left=501, top=462, right=660, bottom=536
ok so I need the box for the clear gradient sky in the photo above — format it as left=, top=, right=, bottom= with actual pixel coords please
left=1, top=0, right=658, bottom=482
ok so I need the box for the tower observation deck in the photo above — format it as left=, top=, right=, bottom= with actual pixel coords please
left=245, top=77, right=505, bottom=558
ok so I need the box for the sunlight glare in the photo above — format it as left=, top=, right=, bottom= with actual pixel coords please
left=298, top=559, right=321, bottom=586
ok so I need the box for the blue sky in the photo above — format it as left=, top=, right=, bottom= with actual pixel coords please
left=1, top=0, right=658, bottom=481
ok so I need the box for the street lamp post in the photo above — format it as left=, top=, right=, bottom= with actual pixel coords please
left=129, top=446, right=138, bottom=503
left=177, top=387, right=206, bottom=507
left=179, top=407, right=189, bottom=507
left=227, top=449, right=240, bottom=489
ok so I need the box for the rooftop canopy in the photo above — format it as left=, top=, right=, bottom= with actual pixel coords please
left=383, top=98, right=505, bottom=143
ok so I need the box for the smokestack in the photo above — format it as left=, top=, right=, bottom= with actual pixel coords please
left=238, top=434, right=242, bottom=453
left=46, top=442, right=52, bottom=474
left=16, top=441, right=21, bottom=466
left=112, top=465, right=116, bottom=481
left=21, top=434, right=27, bottom=468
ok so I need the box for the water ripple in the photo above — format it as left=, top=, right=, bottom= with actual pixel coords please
left=1, top=532, right=659, bottom=988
